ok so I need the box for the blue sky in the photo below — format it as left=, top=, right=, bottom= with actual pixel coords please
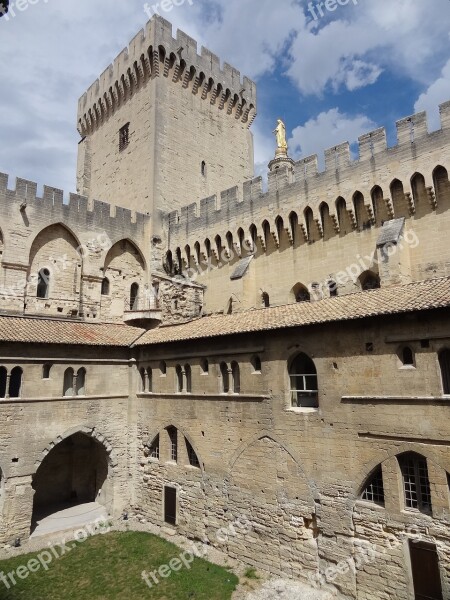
left=1, top=0, right=450, bottom=196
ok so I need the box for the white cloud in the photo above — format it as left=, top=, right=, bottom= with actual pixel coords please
left=0, top=0, right=449, bottom=194
left=415, top=59, right=450, bottom=131
left=289, top=109, right=377, bottom=167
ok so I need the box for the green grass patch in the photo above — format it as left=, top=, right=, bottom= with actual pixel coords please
left=243, top=567, right=259, bottom=580
left=0, top=531, right=238, bottom=600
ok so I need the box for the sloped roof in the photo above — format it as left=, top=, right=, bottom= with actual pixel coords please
left=135, top=276, right=450, bottom=346
left=0, top=316, right=145, bottom=346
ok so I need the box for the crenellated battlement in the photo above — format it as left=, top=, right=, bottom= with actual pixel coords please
left=77, top=15, right=257, bottom=135
left=0, top=172, right=150, bottom=232
left=166, top=101, right=450, bottom=247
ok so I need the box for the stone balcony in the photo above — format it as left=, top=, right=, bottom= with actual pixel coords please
left=123, top=295, right=162, bottom=329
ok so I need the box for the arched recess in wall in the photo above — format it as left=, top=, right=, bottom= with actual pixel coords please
left=410, top=172, right=429, bottom=219
left=433, top=166, right=450, bottom=212
left=371, top=186, right=389, bottom=227
left=319, top=202, right=333, bottom=242
left=353, top=192, right=367, bottom=230
left=27, top=224, right=82, bottom=310
left=227, top=436, right=318, bottom=578
left=102, top=239, right=146, bottom=319
left=390, top=178, right=409, bottom=219
left=336, top=197, right=352, bottom=236
left=304, top=207, right=318, bottom=242
left=31, top=428, right=115, bottom=531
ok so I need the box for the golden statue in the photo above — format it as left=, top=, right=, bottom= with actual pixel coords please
left=273, top=119, right=288, bottom=155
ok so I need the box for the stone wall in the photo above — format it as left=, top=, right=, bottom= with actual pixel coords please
left=166, top=103, right=450, bottom=314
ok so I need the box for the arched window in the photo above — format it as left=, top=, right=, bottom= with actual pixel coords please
left=185, top=364, right=192, bottom=393
left=336, top=197, right=348, bottom=231
left=42, top=364, right=52, bottom=379
left=176, top=247, right=183, bottom=273
left=165, top=250, right=173, bottom=274
left=251, top=356, right=262, bottom=373
left=398, top=453, right=432, bottom=514
left=205, top=238, right=212, bottom=259
left=292, top=283, right=311, bottom=303
left=176, top=365, right=183, bottom=393
left=139, top=368, right=147, bottom=392
left=220, top=362, right=229, bottom=394
left=390, top=179, right=408, bottom=218
left=262, top=221, right=271, bottom=248
left=147, top=368, right=152, bottom=393
left=184, top=245, right=191, bottom=269
left=231, top=361, right=240, bottom=394
left=160, top=361, right=167, bottom=376
left=304, top=207, right=314, bottom=240
left=63, top=368, right=74, bottom=397
left=167, top=426, right=178, bottom=463
left=275, top=216, right=284, bottom=242
left=201, top=359, right=209, bottom=374
left=250, top=224, right=258, bottom=251
left=101, top=277, right=110, bottom=296
left=9, top=367, right=23, bottom=398
left=226, top=232, right=233, bottom=254
left=0, top=367, right=7, bottom=399
left=237, top=228, right=245, bottom=251
left=361, top=466, right=385, bottom=506
left=37, top=268, right=50, bottom=299
left=328, top=280, right=338, bottom=297
left=289, top=211, right=298, bottom=243
left=149, top=434, right=160, bottom=460
left=359, top=271, right=380, bottom=291
left=76, top=368, right=86, bottom=396
left=289, top=353, right=318, bottom=408
left=201, top=160, right=206, bottom=177
left=319, top=203, right=330, bottom=237
left=194, top=242, right=201, bottom=264
left=130, top=283, right=139, bottom=311
left=439, top=349, right=450, bottom=394
left=262, top=292, right=270, bottom=308
left=215, top=235, right=222, bottom=258
left=401, top=347, right=415, bottom=367
left=186, top=439, right=200, bottom=468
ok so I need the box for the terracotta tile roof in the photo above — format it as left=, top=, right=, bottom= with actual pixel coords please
left=0, top=316, right=145, bottom=346
left=135, top=276, right=450, bottom=346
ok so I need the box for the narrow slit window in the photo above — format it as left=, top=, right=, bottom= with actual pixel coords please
left=119, top=123, right=130, bottom=151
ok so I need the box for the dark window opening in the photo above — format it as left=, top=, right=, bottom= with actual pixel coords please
left=220, top=362, right=229, bottom=394
left=401, top=347, right=414, bottom=366
left=164, top=486, right=177, bottom=525
left=0, top=367, right=7, bottom=399
left=37, top=268, right=50, bottom=299
left=119, top=123, right=130, bottom=151
left=252, top=356, right=262, bottom=373
left=439, top=349, right=450, bottom=394
left=201, top=161, right=206, bottom=177
left=186, top=440, right=200, bottom=468
left=289, top=353, right=318, bottom=408
left=9, top=367, right=23, bottom=398
left=101, top=277, right=110, bottom=296
left=42, top=364, right=52, bottom=379
left=201, top=359, right=209, bottom=374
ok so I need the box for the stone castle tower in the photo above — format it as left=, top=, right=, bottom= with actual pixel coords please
left=76, top=15, right=257, bottom=233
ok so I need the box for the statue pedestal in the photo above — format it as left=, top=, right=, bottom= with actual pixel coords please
left=268, top=154, right=295, bottom=193
left=268, top=153, right=295, bottom=173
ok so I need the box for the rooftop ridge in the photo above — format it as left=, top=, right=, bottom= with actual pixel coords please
left=0, top=173, right=151, bottom=231
left=166, top=101, right=450, bottom=241
left=77, top=15, right=257, bottom=135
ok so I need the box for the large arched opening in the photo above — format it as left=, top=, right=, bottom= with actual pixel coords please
left=31, top=432, right=112, bottom=533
